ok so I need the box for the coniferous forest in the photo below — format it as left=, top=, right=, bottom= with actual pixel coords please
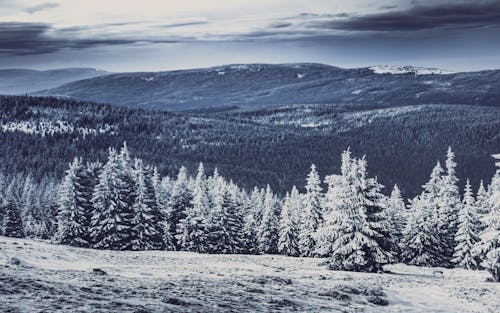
left=1, top=140, right=498, bottom=281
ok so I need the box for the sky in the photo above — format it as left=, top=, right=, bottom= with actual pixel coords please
left=1, top=0, right=500, bottom=72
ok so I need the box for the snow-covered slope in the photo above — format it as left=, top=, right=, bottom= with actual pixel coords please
left=369, top=65, right=454, bottom=75
left=1, top=236, right=498, bottom=312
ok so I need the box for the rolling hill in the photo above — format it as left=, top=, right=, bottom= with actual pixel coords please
left=0, top=68, right=109, bottom=95
left=32, top=63, right=500, bottom=111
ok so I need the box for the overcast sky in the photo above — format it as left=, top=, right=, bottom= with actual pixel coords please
left=1, top=0, right=500, bottom=72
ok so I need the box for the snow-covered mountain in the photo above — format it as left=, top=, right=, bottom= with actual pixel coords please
left=1, top=236, right=498, bottom=312
left=30, top=63, right=500, bottom=111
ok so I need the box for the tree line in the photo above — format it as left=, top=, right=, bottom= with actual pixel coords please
left=0, top=143, right=498, bottom=281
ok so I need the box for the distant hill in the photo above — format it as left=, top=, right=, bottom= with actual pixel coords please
left=0, top=68, right=109, bottom=95
left=33, top=63, right=500, bottom=111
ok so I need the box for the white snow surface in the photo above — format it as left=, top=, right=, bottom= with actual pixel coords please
left=370, top=65, right=454, bottom=75
left=0, top=236, right=498, bottom=312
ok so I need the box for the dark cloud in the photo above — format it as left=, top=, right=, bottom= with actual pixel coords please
left=25, top=2, right=59, bottom=14
left=269, top=22, right=293, bottom=29
left=307, top=1, right=500, bottom=31
left=0, top=22, right=144, bottom=56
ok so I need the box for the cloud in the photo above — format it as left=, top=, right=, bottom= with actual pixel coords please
left=25, top=2, right=59, bottom=14
left=0, top=22, right=143, bottom=56
left=160, top=21, right=209, bottom=28
left=305, top=0, right=500, bottom=32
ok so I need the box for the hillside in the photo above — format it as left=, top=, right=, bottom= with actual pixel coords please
left=0, top=95, right=498, bottom=197
left=1, top=236, right=498, bottom=312
left=32, top=63, right=500, bottom=111
left=0, top=68, right=109, bottom=95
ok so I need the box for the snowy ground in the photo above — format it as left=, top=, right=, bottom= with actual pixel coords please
left=0, top=236, right=498, bottom=313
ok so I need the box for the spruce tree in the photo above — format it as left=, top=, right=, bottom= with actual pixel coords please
left=167, top=166, right=193, bottom=250
left=2, top=199, right=24, bottom=238
left=474, top=154, right=500, bottom=281
left=278, top=192, right=300, bottom=256
left=130, top=159, right=164, bottom=250
left=258, top=185, right=279, bottom=254
left=241, top=211, right=260, bottom=254
left=90, top=148, right=134, bottom=250
left=452, top=179, right=480, bottom=269
left=55, top=157, right=90, bottom=247
left=385, top=184, right=407, bottom=260
left=437, top=147, right=461, bottom=265
left=402, top=162, right=448, bottom=266
left=298, top=164, right=323, bottom=257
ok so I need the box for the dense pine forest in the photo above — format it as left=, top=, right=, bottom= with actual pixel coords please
left=0, top=95, right=499, bottom=198
left=1, top=141, right=499, bottom=281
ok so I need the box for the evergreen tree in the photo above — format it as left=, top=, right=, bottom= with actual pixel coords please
left=278, top=192, right=300, bottom=256
left=452, top=179, right=480, bottom=269
left=130, top=159, right=164, bottom=250
left=192, top=163, right=210, bottom=218
left=474, top=154, right=500, bottom=281
left=319, top=150, right=393, bottom=272
left=206, top=179, right=244, bottom=254
left=385, top=184, right=407, bottom=260
left=55, top=157, right=90, bottom=247
left=298, top=164, right=323, bottom=257
left=167, top=166, right=193, bottom=250
left=241, top=210, right=260, bottom=254
left=258, top=185, right=279, bottom=254
left=402, top=162, right=448, bottom=266
left=2, top=199, right=24, bottom=238
left=90, top=148, right=134, bottom=250
left=437, top=147, right=461, bottom=265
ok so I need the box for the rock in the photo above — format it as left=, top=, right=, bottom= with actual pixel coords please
left=92, top=268, right=107, bottom=276
left=367, top=296, right=389, bottom=306
left=9, top=258, right=21, bottom=266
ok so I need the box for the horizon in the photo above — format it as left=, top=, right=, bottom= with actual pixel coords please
left=1, top=1, right=500, bottom=72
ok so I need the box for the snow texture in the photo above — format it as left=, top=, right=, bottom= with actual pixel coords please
left=1, top=236, right=498, bottom=312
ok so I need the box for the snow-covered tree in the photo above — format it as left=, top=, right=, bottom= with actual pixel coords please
left=385, top=184, right=407, bottom=259
left=298, top=164, right=323, bottom=257
left=319, top=150, right=393, bottom=272
left=90, top=148, right=134, bottom=250
left=437, top=147, right=461, bottom=264
left=258, top=185, right=279, bottom=254
left=278, top=192, right=300, bottom=256
left=241, top=210, right=260, bottom=254
left=167, top=166, right=193, bottom=250
left=55, top=157, right=90, bottom=247
left=206, top=179, right=244, bottom=254
left=476, top=180, right=491, bottom=216
left=474, top=154, right=500, bottom=281
left=192, top=163, right=210, bottom=218
left=402, top=162, right=448, bottom=266
left=130, top=159, right=164, bottom=250
left=452, top=179, right=480, bottom=269
left=1, top=199, right=24, bottom=238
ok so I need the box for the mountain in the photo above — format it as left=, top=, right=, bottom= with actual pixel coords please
left=0, top=95, right=498, bottom=198
left=0, top=68, right=109, bottom=95
left=33, top=63, right=500, bottom=111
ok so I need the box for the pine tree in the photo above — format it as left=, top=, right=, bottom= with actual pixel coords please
left=278, top=192, right=300, bottom=256
left=55, top=157, right=90, bottom=247
left=258, top=185, right=279, bottom=254
left=206, top=179, right=244, bottom=254
left=320, top=150, right=393, bottom=272
left=90, top=148, right=134, bottom=250
left=452, top=179, right=480, bottom=269
left=402, top=162, right=448, bottom=266
left=167, top=166, right=193, bottom=250
left=437, top=147, right=461, bottom=265
left=130, top=159, right=164, bottom=250
left=474, top=154, right=500, bottom=281
left=385, top=184, right=407, bottom=260
left=2, top=199, right=24, bottom=238
left=298, top=164, right=323, bottom=257
left=241, top=210, right=260, bottom=254
left=192, top=163, right=210, bottom=218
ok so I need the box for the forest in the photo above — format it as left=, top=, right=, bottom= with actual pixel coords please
left=0, top=95, right=499, bottom=198
left=1, top=142, right=499, bottom=281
